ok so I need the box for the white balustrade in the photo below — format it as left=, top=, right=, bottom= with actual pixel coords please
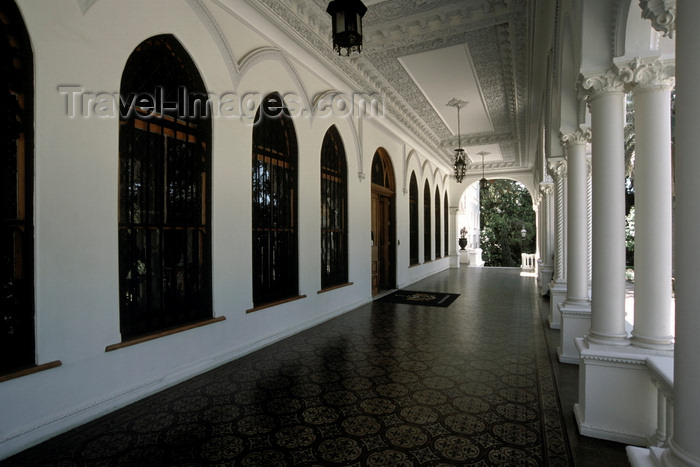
left=521, top=253, right=536, bottom=271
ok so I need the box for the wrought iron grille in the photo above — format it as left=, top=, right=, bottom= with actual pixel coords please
left=320, top=126, right=348, bottom=289
left=409, top=173, right=419, bottom=265
left=252, top=93, right=299, bottom=307
left=444, top=192, right=449, bottom=257
left=118, top=35, right=212, bottom=340
left=1, top=1, right=34, bottom=374
left=424, top=180, right=431, bottom=262
left=435, top=188, right=441, bottom=258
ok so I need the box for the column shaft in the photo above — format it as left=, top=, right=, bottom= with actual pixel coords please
left=562, top=132, right=590, bottom=303
left=665, top=1, right=700, bottom=464
left=631, top=74, right=674, bottom=350
left=587, top=90, right=628, bottom=345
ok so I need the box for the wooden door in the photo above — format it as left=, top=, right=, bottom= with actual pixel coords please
left=371, top=193, right=380, bottom=295
left=371, top=190, right=394, bottom=295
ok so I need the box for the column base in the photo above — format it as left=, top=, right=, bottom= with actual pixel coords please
left=628, top=442, right=700, bottom=467
left=631, top=334, right=675, bottom=352
left=557, top=300, right=590, bottom=364
left=538, top=263, right=553, bottom=296
left=627, top=446, right=664, bottom=467
left=548, top=280, right=567, bottom=329
left=575, top=338, right=673, bottom=446
left=450, top=254, right=461, bottom=269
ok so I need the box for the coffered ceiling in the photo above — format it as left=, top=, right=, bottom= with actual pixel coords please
left=245, top=0, right=538, bottom=174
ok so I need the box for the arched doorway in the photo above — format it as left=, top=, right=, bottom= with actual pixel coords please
left=370, top=149, right=396, bottom=295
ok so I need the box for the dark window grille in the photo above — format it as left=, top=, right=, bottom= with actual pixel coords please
left=252, top=93, right=299, bottom=307
left=409, top=173, right=419, bottom=265
left=444, top=192, right=449, bottom=257
left=320, top=126, right=348, bottom=289
left=424, top=180, right=431, bottom=262
left=1, top=1, right=34, bottom=374
left=435, top=188, right=441, bottom=258
left=118, top=35, right=212, bottom=340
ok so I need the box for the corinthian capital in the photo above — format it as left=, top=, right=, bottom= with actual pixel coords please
left=560, top=128, right=592, bottom=148
left=547, top=159, right=567, bottom=180
left=578, top=65, right=632, bottom=99
left=639, top=0, right=676, bottom=38
left=619, top=57, right=675, bottom=90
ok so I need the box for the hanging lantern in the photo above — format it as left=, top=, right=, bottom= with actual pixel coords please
left=326, top=0, right=367, bottom=57
left=453, top=148, right=467, bottom=183
left=446, top=98, right=469, bottom=183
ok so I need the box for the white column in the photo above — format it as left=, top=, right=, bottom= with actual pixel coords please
left=449, top=206, right=460, bottom=268
left=558, top=129, right=592, bottom=363
left=538, top=182, right=554, bottom=296
left=580, top=69, right=629, bottom=346
left=548, top=159, right=567, bottom=329
left=664, top=1, right=700, bottom=464
left=627, top=58, right=675, bottom=351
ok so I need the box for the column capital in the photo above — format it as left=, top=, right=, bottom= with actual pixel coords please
left=578, top=65, right=630, bottom=100
left=547, top=159, right=567, bottom=180
left=449, top=207, right=460, bottom=215
left=539, top=181, right=554, bottom=196
left=639, top=0, right=676, bottom=38
left=560, top=128, right=592, bottom=148
left=620, top=57, right=675, bottom=91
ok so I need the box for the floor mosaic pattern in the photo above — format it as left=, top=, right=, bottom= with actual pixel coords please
left=4, top=268, right=575, bottom=466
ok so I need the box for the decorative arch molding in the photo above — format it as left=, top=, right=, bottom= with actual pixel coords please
left=185, top=0, right=240, bottom=87
left=404, top=149, right=422, bottom=194
left=238, top=47, right=311, bottom=115
left=420, top=159, right=433, bottom=182
left=311, top=91, right=363, bottom=180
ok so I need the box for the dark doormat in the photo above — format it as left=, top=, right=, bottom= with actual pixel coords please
left=376, top=290, right=459, bottom=307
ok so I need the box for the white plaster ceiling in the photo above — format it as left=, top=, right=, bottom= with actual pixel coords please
left=247, top=0, right=535, bottom=172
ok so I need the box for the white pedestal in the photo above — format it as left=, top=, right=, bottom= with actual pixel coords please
left=459, top=249, right=469, bottom=264
left=548, top=280, right=567, bottom=329
left=574, top=338, right=672, bottom=445
left=557, top=301, right=590, bottom=364
left=468, top=248, right=484, bottom=267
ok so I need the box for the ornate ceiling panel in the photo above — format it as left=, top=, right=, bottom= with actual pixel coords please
left=246, top=0, right=532, bottom=172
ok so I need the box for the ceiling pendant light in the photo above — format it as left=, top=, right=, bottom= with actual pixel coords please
left=446, top=98, right=468, bottom=183
left=477, top=151, right=490, bottom=190
left=326, top=0, right=367, bottom=57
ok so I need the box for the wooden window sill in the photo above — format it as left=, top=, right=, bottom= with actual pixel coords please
left=317, top=282, right=354, bottom=294
left=0, top=360, right=62, bottom=384
left=246, top=295, right=307, bottom=313
left=105, top=316, right=226, bottom=352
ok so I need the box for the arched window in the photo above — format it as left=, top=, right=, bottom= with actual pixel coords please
left=444, top=192, right=449, bottom=257
left=409, top=173, right=419, bottom=266
left=118, top=35, right=212, bottom=340
left=320, top=126, right=348, bottom=289
left=252, top=93, right=298, bottom=307
left=424, top=180, right=431, bottom=262
left=1, top=1, right=34, bottom=373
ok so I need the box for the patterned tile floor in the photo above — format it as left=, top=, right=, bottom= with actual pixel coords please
left=3, top=267, right=629, bottom=466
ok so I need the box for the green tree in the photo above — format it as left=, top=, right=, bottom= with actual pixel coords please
left=479, top=179, right=535, bottom=267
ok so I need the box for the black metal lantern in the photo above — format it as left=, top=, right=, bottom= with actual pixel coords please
left=478, top=151, right=490, bottom=190
left=446, top=98, right=469, bottom=183
left=326, top=0, right=367, bottom=56
left=453, top=149, right=467, bottom=183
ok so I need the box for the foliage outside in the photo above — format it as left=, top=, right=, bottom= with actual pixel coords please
left=479, top=179, right=535, bottom=267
